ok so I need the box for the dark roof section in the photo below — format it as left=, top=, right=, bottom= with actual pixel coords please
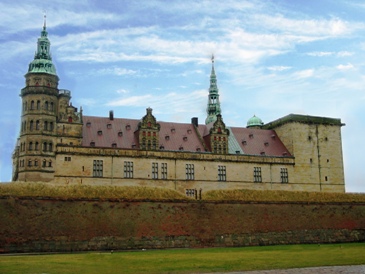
left=81, top=115, right=291, bottom=157
left=263, top=114, right=345, bottom=129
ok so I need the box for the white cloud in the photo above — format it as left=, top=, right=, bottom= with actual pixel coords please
left=267, top=66, right=291, bottom=72
left=293, top=69, right=314, bottom=79
left=336, top=63, right=354, bottom=70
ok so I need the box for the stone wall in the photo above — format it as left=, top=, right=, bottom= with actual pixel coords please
left=0, top=197, right=364, bottom=253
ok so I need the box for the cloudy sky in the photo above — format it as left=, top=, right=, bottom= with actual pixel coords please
left=1, top=0, right=365, bottom=192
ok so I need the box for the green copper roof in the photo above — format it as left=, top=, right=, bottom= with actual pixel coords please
left=205, top=55, right=222, bottom=124
left=27, top=17, right=57, bottom=76
left=247, top=115, right=264, bottom=128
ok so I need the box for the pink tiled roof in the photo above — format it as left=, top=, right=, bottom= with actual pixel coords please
left=81, top=115, right=291, bottom=157
left=229, top=127, right=291, bottom=157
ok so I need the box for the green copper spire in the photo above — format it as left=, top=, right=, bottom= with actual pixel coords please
left=205, top=55, right=222, bottom=124
left=27, top=15, right=57, bottom=76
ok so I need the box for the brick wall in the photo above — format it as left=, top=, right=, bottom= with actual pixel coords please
left=0, top=197, right=364, bottom=253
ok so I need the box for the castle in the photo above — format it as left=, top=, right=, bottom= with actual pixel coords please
left=12, top=22, right=346, bottom=195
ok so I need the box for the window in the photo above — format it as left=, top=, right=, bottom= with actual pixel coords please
left=45, top=101, right=48, bottom=110
left=50, top=102, right=54, bottom=111
left=152, top=162, right=158, bottom=179
left=93, top=160, right=103, bottom=177
left=64, top=157, right=71, bottom=161
left=30, top=101, right=34, bottom=110
left=254, top=167, right=262, bottom=183
left=42, top=160, right=46, bottom=167
left=49, top=143, right=53, bottom=152
left=161, top=163, right=167, bottom=179
left=44, top=121, right=48, bottom=131
left=112, top=143, right=117, bottom=148
left=37, top=100, right=40, bottom=110
left=280, top=168, right=289, bottom=183
left=186, top=164, right=194, bottom=180
left=28, top=160, right=32, bottom=167
left=124, top=161, right=133, bottom=178
left=90, top=142, right=95, bottom=147
left=34, top=160, right=38, bottom=167
left=97, top=130, right=102, bottom=135
left=48, top=160, right=52, bottom=167
left=29, top=142, right=33, bottom=151
left=43, top=142, right=47, bottom=152
left=218, top=165, right=226, bottom=181
left=186, top=189, right=196, bottom=198
left=107, top=124, right=112, bottom=129
left=35, top=142, right=39, bottom=151
left=50, top=122, right=54, bottom=131
left=30, top=120, right=34, bottom=131
left=36, top=120, right=40, bottom=130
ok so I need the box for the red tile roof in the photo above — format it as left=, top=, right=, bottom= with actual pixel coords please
left=81, top=115, right=291, bottom=157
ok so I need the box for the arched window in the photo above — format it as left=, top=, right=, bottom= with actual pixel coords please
left=42, top=159, right=46, bottom=167
left=49, top=143, right=53, bottom=152
left=37, top=100, right=40, bottom=110
left=24, top=101, right=27, bottom=111
left=28, top=160, right=32, bottom=167
left=35, top=142, right=39, bottom=151
left=50, top=122, right=54, bottom=131
left=44, top=121, right=48, bottom=131
left=36, top=120, right=40, bottom=130
left=45, top=101, right=49, bottom=111
left=50, top=102, right=54, bottom=111
left=30, top=101, right=34, bottom=110
left=30, top=120, right=34, bottom=131
left=29, top=142, right=33, bottom=151
left=43, top=142, right=47, bottom=152
left=34, top=160, right=38, bottom=167
left=48, top=160, right=52, bottom=167
left=24, top=121, right=26, bottom=132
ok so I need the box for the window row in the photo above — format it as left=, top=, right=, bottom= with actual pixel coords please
left=23, top=100, right=54, bottom=112
left=20, top=142, right=53, bottom=152
left=19, top=159, right=53, bottom=167
left=21, top=120, right=54, bottom=132
left=91, top=161, right=289, bottom=183
left=254, top=167, right=289, bottom=184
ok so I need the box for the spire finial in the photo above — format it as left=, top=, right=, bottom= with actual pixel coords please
left=43, top=10, right=47, bottom=30
left=211, top=54, right=214, bottom=64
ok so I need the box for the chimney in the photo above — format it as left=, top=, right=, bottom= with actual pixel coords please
left=191, top=117, right=198, bottom=127
left=109, top=110, right=114, bottom=120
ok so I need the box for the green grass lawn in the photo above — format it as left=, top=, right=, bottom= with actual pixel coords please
left=0, top=243, right=364, bottom=274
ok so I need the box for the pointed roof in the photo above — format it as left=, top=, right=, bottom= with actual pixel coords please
left=205, top=54, right=222, bottom=124
left=27, top=15, right=58, bottom=76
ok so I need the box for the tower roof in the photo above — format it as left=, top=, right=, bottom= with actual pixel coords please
left=247, top=115, right=264, bottom=128
left=205, top=55, right=222, bottom=124
left=27, top=15, right=57, bottom=76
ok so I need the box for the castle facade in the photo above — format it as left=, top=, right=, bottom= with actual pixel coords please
left=12, top=23, right=346, bottom=195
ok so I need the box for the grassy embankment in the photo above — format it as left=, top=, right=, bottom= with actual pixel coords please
left=1, top=182, right=365, bottom=203
left=0, top=243, right=364, bottom=273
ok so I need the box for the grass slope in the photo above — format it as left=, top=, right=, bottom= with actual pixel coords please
left=0, top=243, right=364, bottom=273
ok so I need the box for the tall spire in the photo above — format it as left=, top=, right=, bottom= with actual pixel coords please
left=205, top=54, right=222, bottom=124
left=27, top=15, right=57, bottom=76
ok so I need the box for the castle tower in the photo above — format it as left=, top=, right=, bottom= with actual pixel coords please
left=12, top=18, right=83, bottom=182
left=205, top=55, right=222, bottom=124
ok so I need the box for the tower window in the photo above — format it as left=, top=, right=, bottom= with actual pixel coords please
left=93, top=160, right=103, bottom=177
left=68, top=117, right=72, bottom=123
left=185, top=164, right=194, bottom=180
left=30, top=101, right=34, bottom=110
left=218, top=165, right=226, bottom=181
left=280, top=168, right=289, bottom=183
left=30, top=120, right=34, bottom=131
left=43, top=142, right=47, bottom=152
left=50, top=102, right=54, bottom=111
left=37, top=100, right=40, bottom=110
left=36, top=120, right=40, bottom=130
left=42, top=160, right=46, bottom=167
left=254, top=167, right=262, bottom=183
left=49, top=143, right=53, bottom=152
left=34, top=160, right=38, bottom=167
left=29, top=142, right=33, bottom=151
left=50, top=122, right=54, bottom=131
left=124, top=161, right=134, bottom=178
left=45, top=101, right=49, bottom=111
left=44, top=121, right=48, bottom=131
left=48, top=160, right=52, bottom=167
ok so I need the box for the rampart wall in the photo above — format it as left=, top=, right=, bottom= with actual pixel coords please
left=0, top=197, right=364, bottom=253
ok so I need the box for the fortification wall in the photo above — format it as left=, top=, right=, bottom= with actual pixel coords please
left=0, top=197, right=364, bottom=253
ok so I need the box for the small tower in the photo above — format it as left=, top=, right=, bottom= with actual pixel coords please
left=137, top=108, right=160, bottom=150
left=12, top=17, right=82, bottom=182
left=247, top=115, right=264, bottom=129
left=205, top=55, right=222, bottom=124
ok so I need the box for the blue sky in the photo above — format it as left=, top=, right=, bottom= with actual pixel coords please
left=1, top=0, right=365, bottom=192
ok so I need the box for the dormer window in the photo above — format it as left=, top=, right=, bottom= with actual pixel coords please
left=283, top=152, right=288, bottom=156
left=118, top=131, right=123, bottom=137
left=171, top=128, right=175, bottom=133
left=260, top=151, right=265, bottom=156
left=90, top=142, right=95, bottom=147
left=97, top=130, right=102, bottom=136
left=107, top=124, right=112, bottom=129
left=86, top=122, right=91, bottom=127
left=249, top=133, right=253, bottom=139
left=165, top=135, right=170, bottom=140
left=187, top=129, right=192, bottom=134
left=183, top=136, right=188, bottom=141
left=264, top=142, right=269, bottom=147
left=160, top=145, right=165, bottom=150
left=242, top=140, right=247, bottom=145
left=196, top=148, right=201, bottom=152
left=132, top=144, right=136, bottom=149
left=112, top=143, right=117, bottom=148
left=179, top=146, right=183, bottom=151
left=126, top=124, right=131, bottom=130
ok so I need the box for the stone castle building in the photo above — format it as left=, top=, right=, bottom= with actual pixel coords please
left=12, top=22, right=346, bottom=194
